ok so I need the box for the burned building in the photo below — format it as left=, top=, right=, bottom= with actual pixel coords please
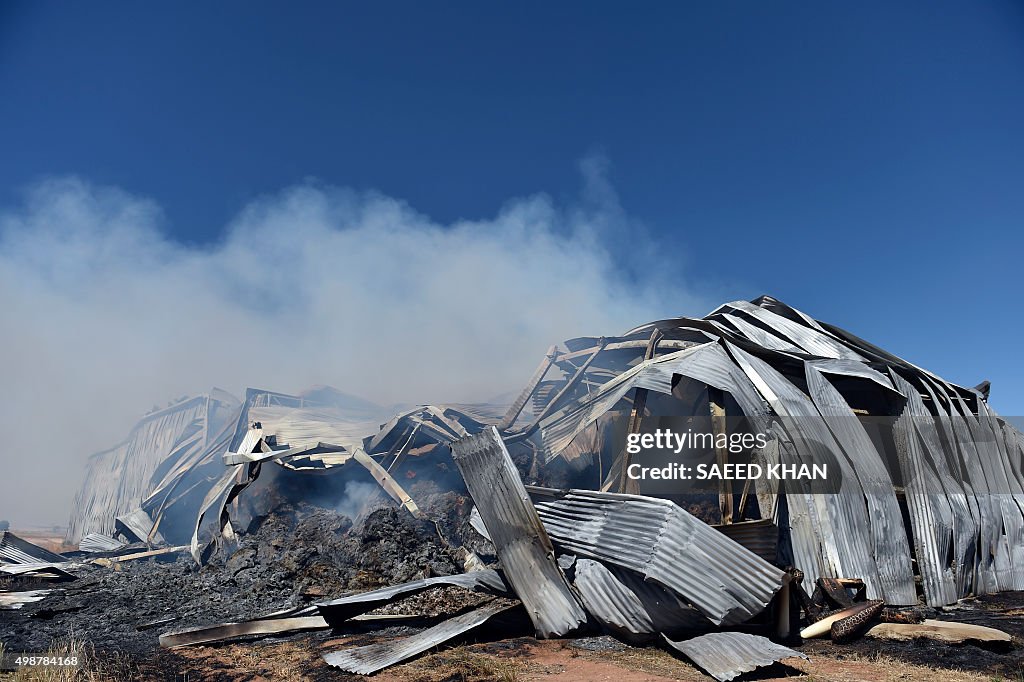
left=39, top=295, right=1024, bottom=677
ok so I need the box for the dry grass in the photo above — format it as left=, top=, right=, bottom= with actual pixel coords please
left=0, top=634, right=137, bottom=682
left=1, top=635, right=90, bottom=682
left=167, top=640, right=312, bottom=681
left=788, top=650, right=997, bottom=682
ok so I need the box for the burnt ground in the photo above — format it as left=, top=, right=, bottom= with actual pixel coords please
left=1, top=503, right=462, bottom=657
left=3, top=501, right=1023, bottom=681
left=126, top=601, right=1024, bottom=682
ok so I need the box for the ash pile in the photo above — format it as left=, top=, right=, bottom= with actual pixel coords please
left=3, top=295, right=1022, bottom=681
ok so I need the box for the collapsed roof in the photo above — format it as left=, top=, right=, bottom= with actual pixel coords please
left=66, top=295, right=1024, bottom=612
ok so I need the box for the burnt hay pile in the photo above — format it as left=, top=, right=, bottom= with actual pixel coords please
left=1, top=503, right=462, bottom=656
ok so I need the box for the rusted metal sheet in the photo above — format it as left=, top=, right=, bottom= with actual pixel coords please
left=451, top=427, right=587, bottom=638
left=663, top=631, right=808, bottom=682
left=533, top=489, right=786, bottom=626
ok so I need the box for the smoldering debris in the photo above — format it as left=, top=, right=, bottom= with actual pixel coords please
left=4, top=295, right=1023, bottom=679
left=1, top=504, right=463, bottom=656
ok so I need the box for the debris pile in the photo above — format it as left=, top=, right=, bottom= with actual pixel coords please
left=4, top=295, right=1023, bottom=679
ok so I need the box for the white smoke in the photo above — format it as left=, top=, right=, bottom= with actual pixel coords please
left=0, top=159, right=715, bottom=526
left=334, top=481, right=387, bottom=523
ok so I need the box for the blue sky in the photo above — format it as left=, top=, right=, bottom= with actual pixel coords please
left=2, top=1, right=1023, bottom=413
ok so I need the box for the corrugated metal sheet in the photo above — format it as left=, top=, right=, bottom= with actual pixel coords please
left=0, top=531, right=66, bottom=564
left=451, top=427, right=587, bottom=638
left=246, top=404, right=383, bottom=454
left=322, top=600, right=520, bottom=674
left=0, top=562, right=77, bottom=580
left=715, top=299, right=863, bottom=361
left=316, top=570, right=510, bottom=627
left=726, top=342, right=901, bottom=602
left=67, top=391, right=240, bottom=544
left=572, top=558, right=709, bottom=640
left=803, top=364, right=917, bottom=604
left=533, top=489, right=786, bottom=626
left=712, top=519, right=778, bottom=563
left=115, top=508, right=164, bottom=544
left=888, top=369, right=960, bottom=606
left=78, top=533, right=127, bottom=553
left=663, top=631, right=807, bottom=681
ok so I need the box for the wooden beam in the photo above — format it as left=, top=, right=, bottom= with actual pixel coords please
left=708, top=387, right=733, bottom=524
left=497, top=345, right=558, bottom=431
left=613, top=330, right=663, bottom=495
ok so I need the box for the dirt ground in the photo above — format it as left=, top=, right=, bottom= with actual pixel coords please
left=129, top=626, right=1018, bottom=682
left=40, top=591, right=1010, bottom=682
left=3, top=505, right=1022, bottom=681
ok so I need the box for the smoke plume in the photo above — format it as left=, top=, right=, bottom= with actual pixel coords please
left=0, top=159, right=714, bottom=526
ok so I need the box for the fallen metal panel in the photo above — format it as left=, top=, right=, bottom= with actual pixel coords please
left=160, top=616, right=329, bottom=648
left=0, top=531, right=66, bottom=564
left=189, top=461, right=260, bottom=563
left=78, top=533, right=127, bottom=553
left=534, top=489, right=786, bottom=626
left=573, top=559, right=710, bottom=640
left=0, top=563, right=77, bottom=581
left=316, top=570, right=510, bottom=627
left=451, top=427, right=587, bottom=638
left=322, top=600, right=519, bottom=674
left=115, top=509, right=165, bottom=544
left=663, top=631, right=808, bottom=682
left=90, top=545, right=189, bottom=566
left=0, top=590, right=53, bottom=610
